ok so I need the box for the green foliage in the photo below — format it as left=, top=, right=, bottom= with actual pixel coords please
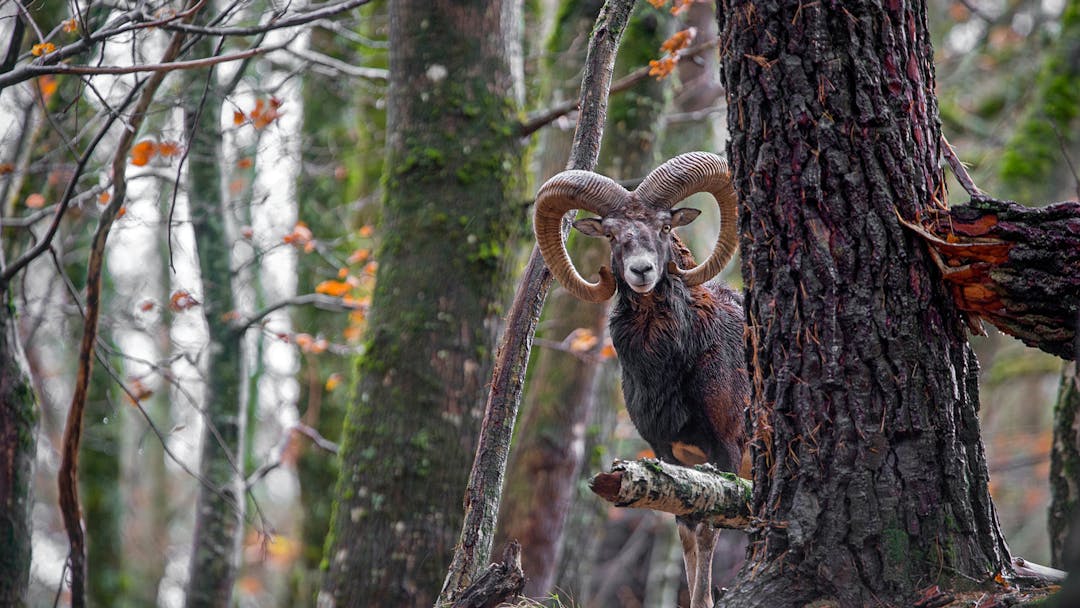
left=1000, top=0, right=1080, bottom=199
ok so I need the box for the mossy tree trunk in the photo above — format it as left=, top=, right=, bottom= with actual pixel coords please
left=718, top=1, right=1010, bottom=605
left=183, top=56, right=246, bottom=608
left=496, top=2, right=671, bottom=599
left=0, top=280, right=37, bottom=607
left=318, top=1, right=526, bottom=605
left=289, top=7, right=387, bottom=603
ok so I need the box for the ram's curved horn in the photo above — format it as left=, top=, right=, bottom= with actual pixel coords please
left=534, top=170, right=627, bottom=302
left=635, top=152, right=738, bottom=287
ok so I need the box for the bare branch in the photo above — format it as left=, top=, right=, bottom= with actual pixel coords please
left=15, top=43, right=284, bottom=79
left=520, top=38, right=720, bottom=137
left=285, top=46, right=388, bottom=80
left=236, top=293, right=366, bottom=332
left=160, top=0, right=374, bottom=37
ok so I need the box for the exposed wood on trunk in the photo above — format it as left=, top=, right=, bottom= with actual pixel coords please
left=899, top=196, right=1079, bottom=360
left=589, top=459, right=752, bottom=529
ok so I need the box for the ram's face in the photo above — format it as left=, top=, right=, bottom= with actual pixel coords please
left=574, top=207, right=700, bottom=294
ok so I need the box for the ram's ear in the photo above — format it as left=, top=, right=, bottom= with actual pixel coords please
left=572, top=217, right=605, bottom=238
left=670, top=207, right=702, bottom=227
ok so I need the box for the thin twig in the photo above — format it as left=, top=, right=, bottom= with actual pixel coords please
left=236, top=293, right=366, bottom=332
left=941, top=134, right=983, bottom=197
left=17, top=43, right=283, bottom=78
left=160, top=0, right=373, bottom=37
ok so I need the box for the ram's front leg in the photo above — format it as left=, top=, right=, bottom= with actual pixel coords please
left=678, top=518, right=717, bottom=608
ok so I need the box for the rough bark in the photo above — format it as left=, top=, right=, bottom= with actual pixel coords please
left=319, top=2, right=526, bottom=606
left=183, top=46, right=246, bottom=608
left=437, top=1, right=636, bottom=602
left=449, top=542, right=526, bottom=608
left=899, top=196, right=1079, bottom=360
left=589, top=459, right=752, bottom=528
left=718, top=1, right=1011, bottom=605
left=1051, top=362, right=1080, bottom=568
left=0, top=286, right=37, bottom=607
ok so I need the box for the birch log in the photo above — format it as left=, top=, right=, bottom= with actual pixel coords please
left=589, top=459, right=753, bottom=529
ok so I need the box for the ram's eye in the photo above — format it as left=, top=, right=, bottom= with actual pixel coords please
left=604, top=232, right=614, bottom=240
left=661, top=224, right=671, bottom=234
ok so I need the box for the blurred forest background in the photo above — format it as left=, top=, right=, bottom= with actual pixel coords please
left=0, top=0, right=1076, bottom=606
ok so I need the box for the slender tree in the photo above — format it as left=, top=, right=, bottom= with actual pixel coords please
left=319, top=1, right=527, bottom=605
left=717, top=1, right=1011, bottom=605
left=183, top=48, right=247, bottom=608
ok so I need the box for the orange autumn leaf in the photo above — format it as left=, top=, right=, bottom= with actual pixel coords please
left=157, top=140, right=182, bottom=157
left=130, top=140, right=157, bottom=166
left=358, top=225, right=375, bottom=238
left=169, top=289, right=200, bottom=312
left=138, top=299, right=155, bottom=312
left=294, top=333, right=328, bottom=354
left=325, top=373, right=343, bottom=392
left=337, top=267, right=349, bottom=279
left=362, top=261, right=378, bottom=276
left=236, top=157, right=253, bottom=169
left=347, top=248, right=370, bottom=265
left=97, top=191, right=111, bottom=205
left=31, top=42, right=56, bottom=57
left=116, top=206, right=126, bottom=218
left=648, top=56, right=678, bottom=79
left=127, top=377, right=154, bottom=402
left=646, top=0, right=666, bottom=7
left=637, top=448, right=656, bottom=459
left=233, top=110, right=246, bottom=125
left=283, top=221, right=314, bottom=249
left=315, top=280, right=352, bottom=297
left=670, top=0, right=699, bottom=14
left=0, top=163, right=14, bottom=175
left=660, top=28, right=695, bottom=54
left=37, top=75, right=58, bottom=100
left=568, top=328, right=598, bottom=353
left=25, top=193, right=45, bottom=209
left=600, top=342, right=617, bottom=360
left=229, top=178, right=246, bottom=195
left=63, top=19, right=78, bottom=33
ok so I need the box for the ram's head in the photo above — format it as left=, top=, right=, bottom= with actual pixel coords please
left=534, top=151, right=739, bottom=302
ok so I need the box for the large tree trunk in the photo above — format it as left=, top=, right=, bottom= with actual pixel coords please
left=717, top=1, right=1011, bottom=605
left=183, top=58, right=246, bottom=608
left=0, top=282, right=37, bottom=608
left=318, top=2, right=525, bottom=605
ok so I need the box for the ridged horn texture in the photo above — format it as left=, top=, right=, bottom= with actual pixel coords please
left=534, top=170, right=628, bottom=302
left=634, top=151, right=739, bottom=287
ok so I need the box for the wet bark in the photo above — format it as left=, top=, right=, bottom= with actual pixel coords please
left=319, top=2, right=526, bottom=606
left=718, top=1, right=1010, bottom=605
